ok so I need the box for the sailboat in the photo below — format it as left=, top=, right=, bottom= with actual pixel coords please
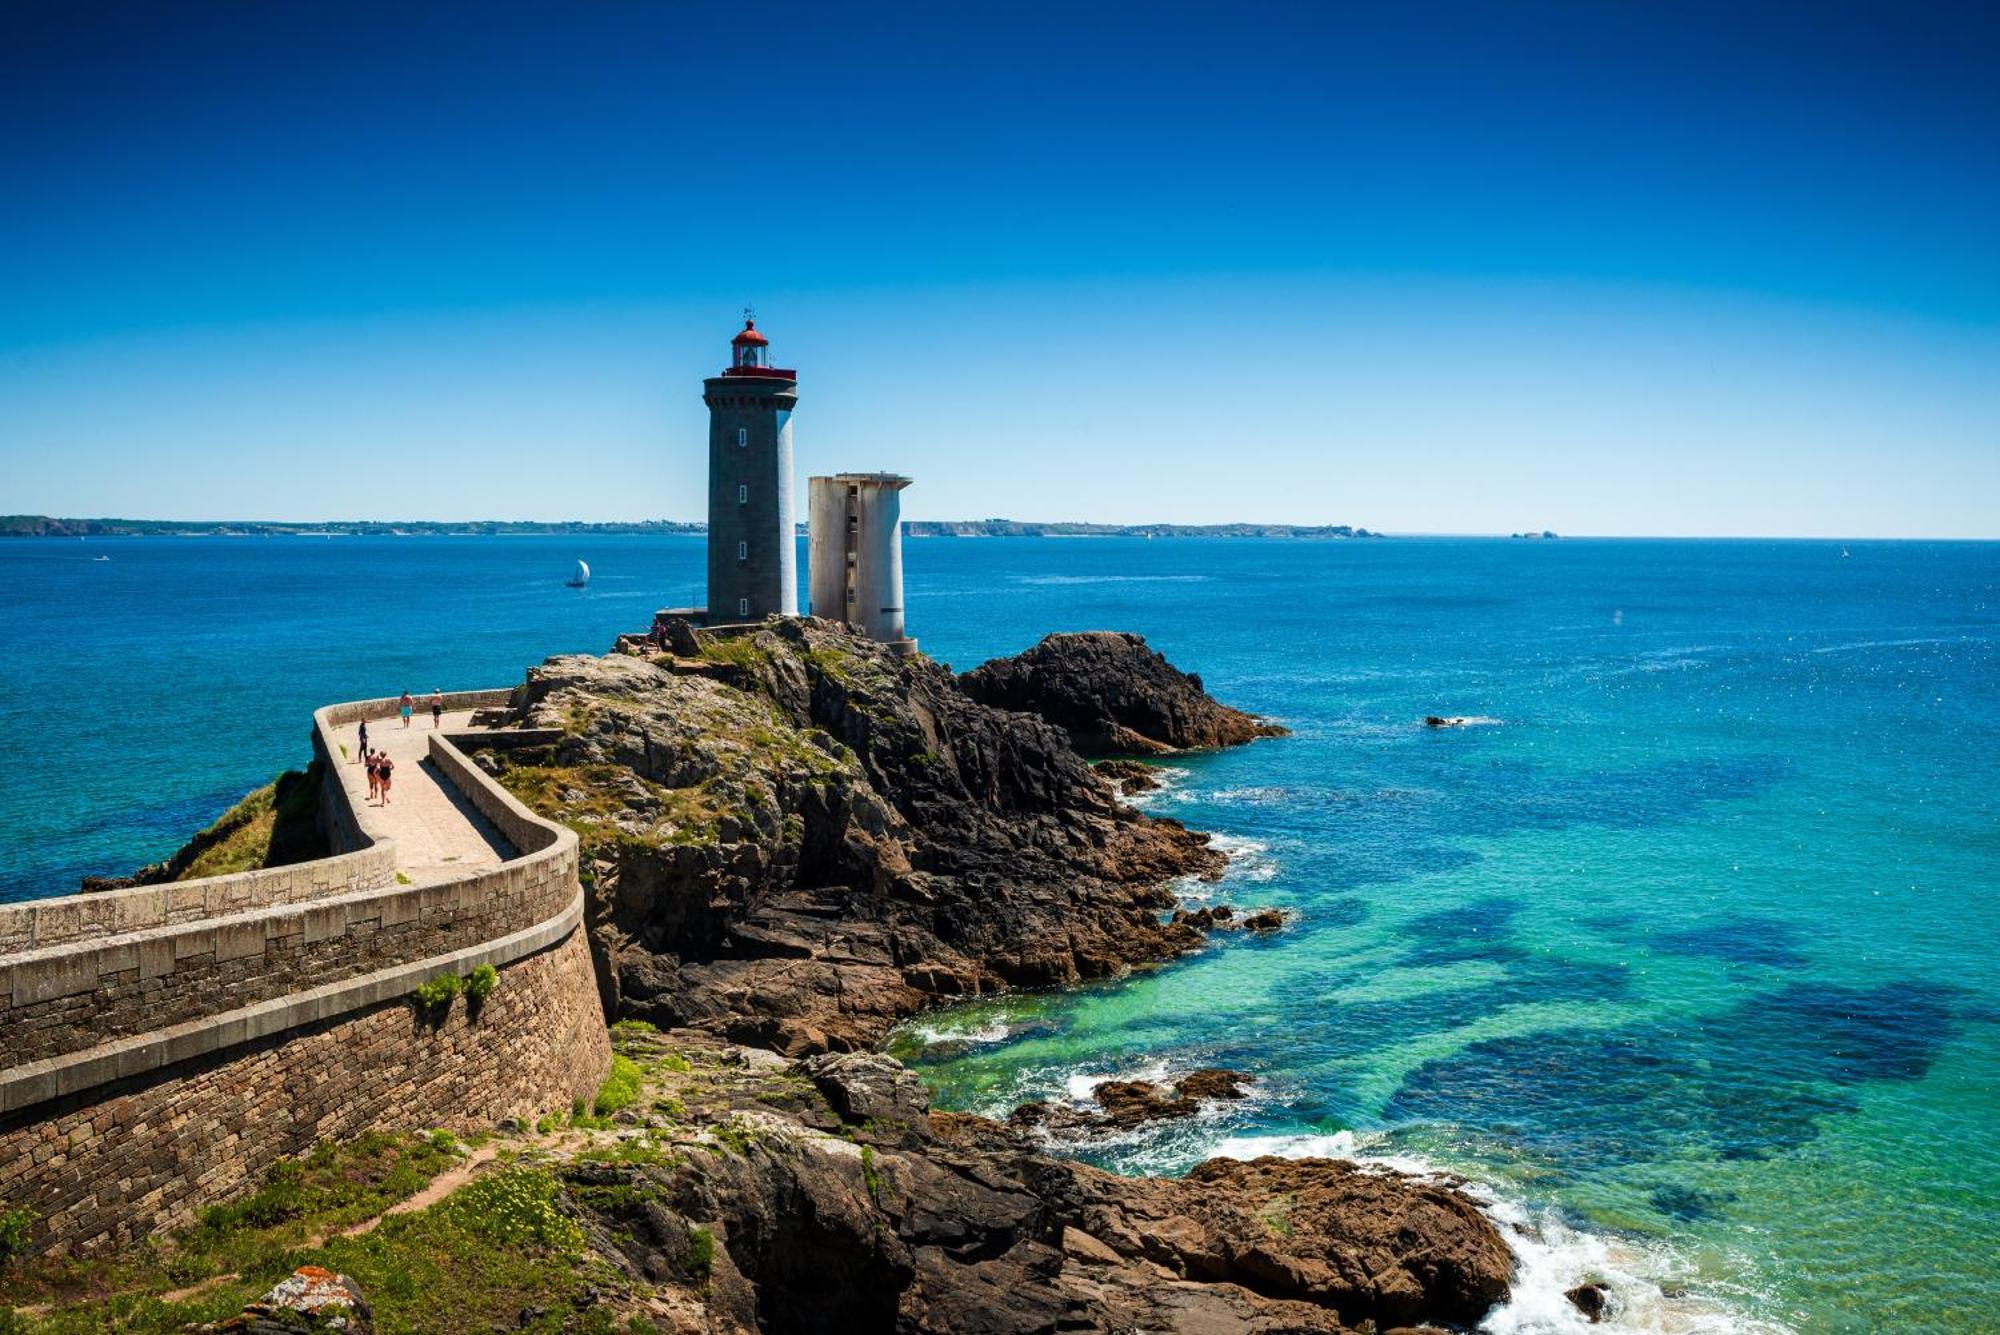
left=565, top=559, right=591, bottom=589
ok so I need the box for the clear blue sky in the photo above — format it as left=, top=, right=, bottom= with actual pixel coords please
left=3, top=1, right=1995, bottom=536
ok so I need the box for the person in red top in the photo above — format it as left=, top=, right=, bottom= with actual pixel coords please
left=365, top=748, right=379, bottom=802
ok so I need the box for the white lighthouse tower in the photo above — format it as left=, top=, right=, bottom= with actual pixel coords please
left=809, top=473, right=915, bottom=653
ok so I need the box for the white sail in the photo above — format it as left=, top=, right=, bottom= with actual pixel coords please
left=567, top=559, right=590, bottom=587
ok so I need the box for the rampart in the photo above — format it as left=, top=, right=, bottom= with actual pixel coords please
left=0, top=686, right=611, bottom=1257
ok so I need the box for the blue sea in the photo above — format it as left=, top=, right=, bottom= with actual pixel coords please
left=4, top=534, right=1997, bottom=1331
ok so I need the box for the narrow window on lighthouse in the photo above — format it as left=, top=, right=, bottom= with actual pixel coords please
left=737, top=541, right=748, bottom=561
left=736, top=428, right=748, bottom=447
left=738, top=597, right=750, bottom=617
left=738, top=484, right=748, bottom=504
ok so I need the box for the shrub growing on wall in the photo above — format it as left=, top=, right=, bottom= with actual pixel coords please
left=465, top=963, right=499, bottom=1004
left=412, top=972, right=463, bottom=1019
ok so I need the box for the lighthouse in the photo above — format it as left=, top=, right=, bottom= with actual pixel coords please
left=703, top=316, right=797, bottom=622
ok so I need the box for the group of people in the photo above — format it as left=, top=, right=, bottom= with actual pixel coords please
left=356, top=717, right=395, bottom=805
left=398, top=689, right=445, bottom=729
left=355, top=691, right=444, bottom=807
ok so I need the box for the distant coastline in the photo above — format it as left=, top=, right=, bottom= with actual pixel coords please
left=3, top=515, right=1378, bottom=540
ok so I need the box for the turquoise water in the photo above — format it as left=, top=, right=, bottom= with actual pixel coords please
left=5, top=535, right=1997, bottom=1330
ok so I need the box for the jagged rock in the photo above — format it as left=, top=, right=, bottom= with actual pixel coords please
left=796, top=1052, right=933, bottom=1145
left=1568, top=1281, right=1612, bottom=1322
left=1241, top=908, right=1288, bottom=932
left=559, top=1080, right=1510, bottom=1335
left=489, top=619, right=1237, bottom=1053
left=1092, top=758, right=1161, bottom=793
left=958, top=631, right=1288, bottom=754
left=1010, top=1068, right=1252, bottom=1135
left=207, top=1265, right=372, bottom=1332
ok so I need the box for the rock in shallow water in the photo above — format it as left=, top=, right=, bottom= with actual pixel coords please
left=959, top=630, right=1289, bottom=754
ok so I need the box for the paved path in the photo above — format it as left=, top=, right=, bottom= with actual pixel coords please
left=339, top=710, right=514, bottom=886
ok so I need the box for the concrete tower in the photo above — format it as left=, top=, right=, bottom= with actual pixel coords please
left=704, top=316, right=797, bottom=622
left=809, top=473, right=915, bottom=653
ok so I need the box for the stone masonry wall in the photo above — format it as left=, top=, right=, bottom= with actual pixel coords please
left=0, top=691, right=611, bottom=1258
left=1, top=848, right=575, bottom=1066
left=0, top=927, right=606, bottom=1256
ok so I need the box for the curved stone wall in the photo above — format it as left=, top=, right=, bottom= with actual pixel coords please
left=0, top=690, right=610, bottom=1258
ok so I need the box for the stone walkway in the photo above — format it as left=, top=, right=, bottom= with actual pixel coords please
left=339, top=711, right=514, bottom=886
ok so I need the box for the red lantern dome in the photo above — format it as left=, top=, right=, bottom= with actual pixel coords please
left=722, top=313, right=795, bottom=379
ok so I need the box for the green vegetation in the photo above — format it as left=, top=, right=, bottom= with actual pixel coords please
left=0, top=1207, right=33, bottom=1271
left=685, top=1225, right=715, bottom=1280
left=411, top=972, right=463, bottom=1016
left=859, top=1145, right=882, bottom=1203
left=498, top=764, right=723, bottom=851
left=592, top=1055, right=644, bottom=1117
left=0, top=1132, right=459, bottom=1329
left=1255, top=1192, right=1295, bottom=1239
left=464, top=963, right=499, bottom=1004
left=696, top=634, right=771, bottom=670
left=139, top=762, right=329, bottom=883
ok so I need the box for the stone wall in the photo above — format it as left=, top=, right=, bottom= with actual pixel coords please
left=0, top=842, right=576, bottom=1067
left=0, top=690, right=612, bottom=1258
left=0, top=927, right=604, bottom=1255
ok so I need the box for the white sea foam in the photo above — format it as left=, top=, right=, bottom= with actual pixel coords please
left=1207, top=832, right=1279, bottom=883
left=907, top=1016, right=1015, bottom=1046
left=1115, top=764, right=1189, bottom=809
left=1208, top=1131, right=1791, bottom=1334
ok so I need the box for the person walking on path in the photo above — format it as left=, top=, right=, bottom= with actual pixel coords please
left=376, top=752, right=395, bottom=806
left=358, top=719, right=369, bottom=757
left=430, top=689, right=444, bottom=728
left=399, top=691, right=414, bottom=728
left=365, top=749, right=380, bottom=802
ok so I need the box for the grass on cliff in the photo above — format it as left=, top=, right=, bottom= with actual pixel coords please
left=169, top=762, right=329, bottom=880
left=497, top=764, right=724, bottom=849
left=0, top=1135, right=621, bottom=1335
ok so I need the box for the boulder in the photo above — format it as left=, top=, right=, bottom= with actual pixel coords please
left=1567, top=1281, right=1612, bottom=1322
left=796, top=1051, right=933, bottom=1145
left=1010, top=1068, right=1253, bottom=1135
left=208, top=1266, right=372, bottom=1333
left=958, top=631, right=1287, bottom=754
left=1093, top=759, right=1161, bottom=794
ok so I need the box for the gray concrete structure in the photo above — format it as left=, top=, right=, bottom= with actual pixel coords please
left=809, top=472, right=915, bottom=652
left=704, top=318, right=798, bottom=621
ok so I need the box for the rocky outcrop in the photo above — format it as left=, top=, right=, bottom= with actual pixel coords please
left=483, top=619, right=1233, bottom=1055
left=958, top=631, right=1288, bottom=754
left=1010, top=1068, right=1253, bottom=1135
left=1093, top=758, right=1162, bottom=793
left=565, top=1027, right=1512, bottom=1335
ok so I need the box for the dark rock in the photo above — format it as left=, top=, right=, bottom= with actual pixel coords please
left=1010, top=1068, right=1253, bottom=1135
left=492, top=619, right=1245, bottom=1053
left=1241, top=908, right=1287, bottom=932
left=1567, top=1282, right=1612, bottom=1322
left=560, top=1088, right=1510, bottom=1335
left=1093, top=759, right=1161, bottom=793
left=959, top=631, right=1288, bottom=754
left=796, top=1051, right=933, bottom=1145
